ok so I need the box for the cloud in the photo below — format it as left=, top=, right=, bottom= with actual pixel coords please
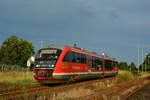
left=0, top=0, right=150, bottom=64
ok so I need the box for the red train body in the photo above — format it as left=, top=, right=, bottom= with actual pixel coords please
left=33, top=44, right=119, bottom=83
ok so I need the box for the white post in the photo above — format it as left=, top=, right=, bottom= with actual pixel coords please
left=142, top=47, right=144, bottom=72
left=144, top=53, right=147, bottom=72
left=148, top=56, right=150, bottom=72
left=138, top=45, right=140, bottom=73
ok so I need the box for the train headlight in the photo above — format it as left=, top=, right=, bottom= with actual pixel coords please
left=51, top=65, right=54, bottom=67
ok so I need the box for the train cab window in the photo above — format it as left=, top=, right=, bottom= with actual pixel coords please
left=38, top=49, right=61, bottom=59
left=35, top=49, right=62, bottom=66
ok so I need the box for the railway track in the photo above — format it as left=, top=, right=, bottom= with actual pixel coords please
left=123, top=76, right=150, bottom=100
left=0, top=77, right=115, bottom=99
left=70, top=76, right=150, bottom=100
left=0, top=76, right=149, bottom=100
left=0, top=84, right=50, bottom=99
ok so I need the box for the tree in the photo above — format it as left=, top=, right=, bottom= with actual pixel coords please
left=118, top=62, right=128, bottom=70
left=128, top=62, right=137, bottom=71
left=139, top=53, right=150, bottom=72
left=0, top=35, right=34, bottom=67
left=0, top=45, right=1, bottom=63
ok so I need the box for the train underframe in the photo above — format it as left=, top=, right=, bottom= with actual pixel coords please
left=34, top=69, right=118, bottom=83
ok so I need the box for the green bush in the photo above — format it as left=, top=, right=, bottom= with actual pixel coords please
left=0, top=35, right=34, bottom=67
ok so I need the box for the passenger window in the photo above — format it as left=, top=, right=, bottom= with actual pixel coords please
left=92, top=56, right=103, bottom=70
left=81, top=54, right=86, bottom=64
left=62, top=51, right=73, bottom=62
left=105, top=60, right=113, bottom=70
left=62, top=51, right=87, bottom=64
left=72, top=52, right=81, bottom=63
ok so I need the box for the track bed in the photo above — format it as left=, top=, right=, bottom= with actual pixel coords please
left=126, top=77, right=150, bottom=100
left=0, top=76, right=150, bottom=100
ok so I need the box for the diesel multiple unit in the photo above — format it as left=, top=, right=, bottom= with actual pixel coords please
left=33, top=44, right=119, bottom=83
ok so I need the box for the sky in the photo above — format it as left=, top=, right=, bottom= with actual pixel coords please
left=0, top=0, right=150, bottom=65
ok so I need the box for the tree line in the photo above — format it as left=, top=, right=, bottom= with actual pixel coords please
left=119, top=58, right=150, bottom=72
left=118, top=62, right=137, bottom=71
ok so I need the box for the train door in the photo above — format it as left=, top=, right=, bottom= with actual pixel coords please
left=91, top=56, right=104, bottom=71
left=113, top=61, right=119, bottom=71
left=102, top=57, right=105, bottom=71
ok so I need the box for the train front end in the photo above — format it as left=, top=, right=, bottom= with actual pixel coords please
left=33, top=47, right=62, bottom=83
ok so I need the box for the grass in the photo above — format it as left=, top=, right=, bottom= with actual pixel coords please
left=131, top=71, right=141, bottom=77
left=117, top=71, right=134, bottom=81
left=0, top=72, right=37, bottom=84
left=54, top=88, right=94, bottom=100
left=116, top=70, right=150, bottom=83
left=117, top=70, right=144, bottom=82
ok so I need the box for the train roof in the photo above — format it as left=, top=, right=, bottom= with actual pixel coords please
left=42, top=44, right=70, bottom=50
left=104, top=56, right=117, bottom=61
left=41, top=44, right=118, bottom=61
left=42, top=44, right=83, bottom=51
left=69, top=46, right=104, bottom=58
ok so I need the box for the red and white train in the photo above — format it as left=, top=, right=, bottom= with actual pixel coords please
left=33, top=44, right=119, bottom=83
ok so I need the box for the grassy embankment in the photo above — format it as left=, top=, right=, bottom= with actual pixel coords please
left=0, top=71, right=37, bottom=84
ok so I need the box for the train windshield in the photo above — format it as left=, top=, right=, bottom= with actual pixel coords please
left=35, top=49, right=62, bottom=68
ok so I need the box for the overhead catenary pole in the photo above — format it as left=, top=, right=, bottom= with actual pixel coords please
left=142, top=46, right=144, bottom=72
left=145, top=53, right=147, bottom=72
left=138, top=45, right=140, bottom=73
left=147, top=55, right=150, bottom=72
left=138, top=44, right=150, bottom=72
left=148, top=56, right=150, bottom=72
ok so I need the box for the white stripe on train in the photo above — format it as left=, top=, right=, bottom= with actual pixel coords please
left=53, top=71, right=117, bottom=76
